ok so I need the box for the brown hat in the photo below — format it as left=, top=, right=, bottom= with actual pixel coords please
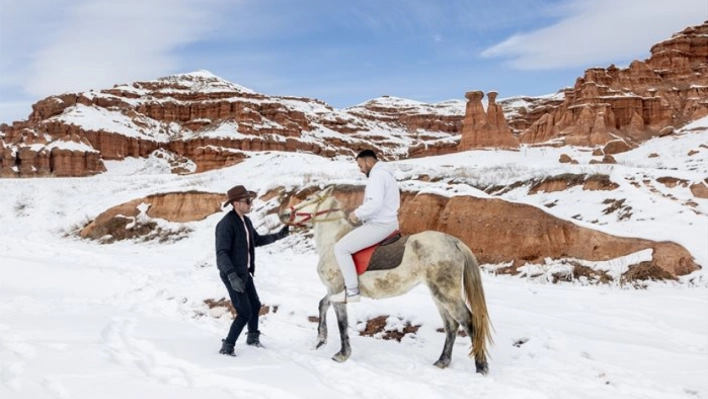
left=223, top=185, right=257, bottom=208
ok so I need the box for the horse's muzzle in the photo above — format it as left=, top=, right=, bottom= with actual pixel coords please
left=279, top=210, right=292, bottom=224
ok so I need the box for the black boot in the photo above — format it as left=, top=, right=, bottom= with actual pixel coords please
left=246, top=331, right=264, bottom=348
left=219, top=339, right=235, bottom=356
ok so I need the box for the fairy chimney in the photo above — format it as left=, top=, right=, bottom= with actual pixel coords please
left=458, top=91, right=519, bottom=150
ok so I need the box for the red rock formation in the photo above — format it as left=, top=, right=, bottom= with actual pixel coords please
left=0, top=128, right=106, bottom=177
left=346, top=96, right=462, bottom=134
left=691, top=180, right=708, bottom=198
left=407, top=139, right=460, bottom=158
left=603, top=140, right=633, bottom=155
left=0, top=140, right=15, bottom=177
left=0, top=75, right=465, bottom=176
left=501, top=94, right=566, bottom=135
left=458, top=91, right=519, bottom=150
left=49, top=134, right=106, bottom=177
left=80, top=191, right=224, bottom=240
left=399, top=193, right=697, bottom=276
left=281, top=186, right=699, bottom=277
left=519, top=21, right=708, bottom=146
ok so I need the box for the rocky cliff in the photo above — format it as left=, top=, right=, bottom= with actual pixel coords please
left=282, top=186, right=699, bottom=278
left=517, top=21, right=708, bottom=147
left=458, top=91, right=519, bottom=150
left=0, top=73, right=466, bottom=177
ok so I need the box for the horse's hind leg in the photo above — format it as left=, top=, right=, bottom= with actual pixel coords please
left=448, top=303, right=488, bottom=374
left=315, top=295, right=330, bottom=349
left=331, top=302, right=351, bottom=362
left=432, top=301, right=459, bottom=369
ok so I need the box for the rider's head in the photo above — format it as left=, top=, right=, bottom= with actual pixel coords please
left=355, top=149, right=378, bottom=178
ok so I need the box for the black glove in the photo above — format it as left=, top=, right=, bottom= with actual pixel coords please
left=228, top=273, right=245, bottom=293
left=278, top=225, right=289, bottom=238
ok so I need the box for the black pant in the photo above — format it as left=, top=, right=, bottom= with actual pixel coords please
left=220, top=272, right=261, bottom=345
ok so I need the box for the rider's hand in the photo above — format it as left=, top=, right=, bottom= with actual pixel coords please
left=348, top=212, right=359, bottom=224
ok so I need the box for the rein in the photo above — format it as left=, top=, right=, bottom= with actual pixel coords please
left=286, top=192, right=341, bottom=228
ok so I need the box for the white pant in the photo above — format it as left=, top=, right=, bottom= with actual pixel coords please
left=334, top=221, right=399, bottom=291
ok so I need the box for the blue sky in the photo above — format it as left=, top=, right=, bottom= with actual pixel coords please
left=1, top=0, right=706, bottom=124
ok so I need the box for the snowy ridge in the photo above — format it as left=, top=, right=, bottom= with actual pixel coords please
left=31, top=71, right=478, bottom=152
left=348, top=96, right=466, bottom=116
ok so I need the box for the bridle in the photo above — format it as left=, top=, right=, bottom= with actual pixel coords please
left=284, top=191, right=341, bottom=228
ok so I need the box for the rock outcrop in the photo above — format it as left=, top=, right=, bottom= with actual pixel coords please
left=691, top=180, right=708, bottom=198
left=80, top=191, right=224, bottom=240
left=0, top=128, right=105, bottom=177
left=458, top=91, right=519, bottom=150
left=299, top=187, right=698, bottom=277
left=518, top=21, right=708, bottom=146
left=0, top=74, right=466, bottom=177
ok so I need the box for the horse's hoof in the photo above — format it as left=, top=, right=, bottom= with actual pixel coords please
left=314, top=339, right=326, bottom=350
left=331, top=352, right=350, bottom=363
left=475, top=361, right=489, bottom=375
left=433, top=359, right=450, bottom=369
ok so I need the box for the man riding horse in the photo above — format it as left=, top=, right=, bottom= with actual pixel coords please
left=330, top=149, right=401, bottom=303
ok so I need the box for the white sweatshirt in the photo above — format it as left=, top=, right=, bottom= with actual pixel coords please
left=353, top=161, right=400, bottom=224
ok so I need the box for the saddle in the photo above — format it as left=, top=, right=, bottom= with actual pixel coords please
left=353, top=230, right=410, bottom=275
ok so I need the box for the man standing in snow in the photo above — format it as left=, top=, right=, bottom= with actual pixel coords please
left=215, top=185, right=289, bottom=356
left=330, top=149, right=401, bottom=303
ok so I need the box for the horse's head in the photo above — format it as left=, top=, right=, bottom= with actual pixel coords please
left=279, top=186, right=339, bottom=228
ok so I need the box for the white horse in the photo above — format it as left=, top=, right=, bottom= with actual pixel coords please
left=279, top=186, right=493, bottom=373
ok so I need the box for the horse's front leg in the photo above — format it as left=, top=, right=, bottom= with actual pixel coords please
left=331, top=302, right=351, bottom=362
left=315, top=295, right=330, bottom=349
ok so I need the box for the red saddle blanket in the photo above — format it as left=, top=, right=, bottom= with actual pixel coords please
left=353, top=230, right=401, bottom=275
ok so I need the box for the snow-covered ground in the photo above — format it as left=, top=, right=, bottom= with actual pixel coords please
left=1, top=123, right=707, bottom=398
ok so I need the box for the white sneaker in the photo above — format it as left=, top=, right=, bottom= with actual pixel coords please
left=347, top=292, right=361, bottom=303
left=330, top=289, right=360, bottom=303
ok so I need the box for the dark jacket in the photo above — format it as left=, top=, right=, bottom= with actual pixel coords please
left=215, top=211, right=288, bottom=279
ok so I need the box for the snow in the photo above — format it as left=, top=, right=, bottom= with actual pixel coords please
left=347, top=96, right=466, bottom=116
left=161, top=70, right=257, bottom=94
left=683, top=115, right=708, bottom=130
left=46, top=139, right=98, bottom=153
left=52, top=104, right=173, bottom=142
left=1, top=121, right=707, bottom=398
left=180, top=121, right=245, bottom=141
left=515, top=248, right=654, bottom=283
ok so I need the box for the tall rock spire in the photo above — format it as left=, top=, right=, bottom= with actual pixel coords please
left=458, top=91, right=519, bottom=150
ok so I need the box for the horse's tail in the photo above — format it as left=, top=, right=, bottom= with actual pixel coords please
left=460, top=243, right=493, bottom=362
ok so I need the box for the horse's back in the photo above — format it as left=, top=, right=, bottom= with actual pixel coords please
left=408, top=230, right=469, bottom=248
left=405, top=230, right=475, bottom=261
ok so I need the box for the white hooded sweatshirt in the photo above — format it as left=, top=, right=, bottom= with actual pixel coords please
left=353, top=161, right=400, bottom=225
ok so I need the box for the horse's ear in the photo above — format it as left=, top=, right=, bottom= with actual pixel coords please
left=322, top=186, right=335, bottom=196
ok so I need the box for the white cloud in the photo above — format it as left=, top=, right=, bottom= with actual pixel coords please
left=480, top=0, right=708, bottom=70
left=1, top=0, right=229, bottom=98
